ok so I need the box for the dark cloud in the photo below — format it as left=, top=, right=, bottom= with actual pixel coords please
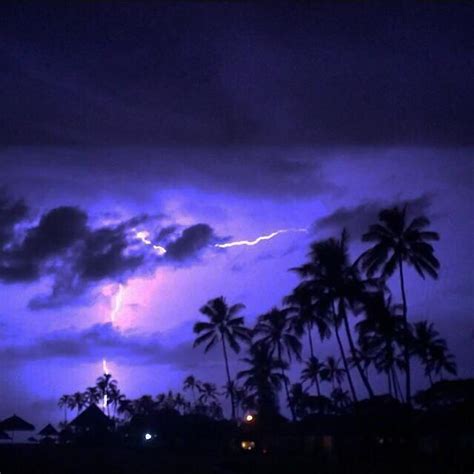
left=315, top=194, right=434, bottom=239
left=0, top=323, right=219, bottom=370
left=0, top=193, right=221, bottom=309
left=0, top=3, right=471, bottom=147
left=165, top=224, right=215, bottom=262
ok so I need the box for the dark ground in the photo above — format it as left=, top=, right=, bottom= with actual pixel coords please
left=0, top=445, right=472, bottom=474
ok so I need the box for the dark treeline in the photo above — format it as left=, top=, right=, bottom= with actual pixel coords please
left=59, top=204, right=458, bottom=423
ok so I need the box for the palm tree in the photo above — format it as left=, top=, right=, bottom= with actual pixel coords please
left=331, top=387, right=352, bottom=413
left=237, top=342, right=287, bottom=417
left=96, top=373, right=118, bottom=416
left=412, top=321, right=457, bottom=385
left=292, top=230, right=374, bottom=400
left=70, top=392, right=86, bottom=415
left=84, top=386, right=100, bottom=407
left=301, top=356, right=324, bottom=396
left=58, top=394, right=71, bottom=422
left=284, top=284, right=331, bottom=359
left=254, top=307, right=302, bottom=420
left=193, top=296, right=251, bottom=419
left=357, top=291, right=406, bottom=400
left=359, top=206, right=440, bottom=403
left=183, top=375, right=201, bottom=405
left=320, top=356, right=346, bottom=391
left=289, top=383, right=310, bottom=420
left=198, top=382, right=219, bottom=405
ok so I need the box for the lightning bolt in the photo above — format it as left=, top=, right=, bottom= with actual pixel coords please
left=214, top=228, right=307, bottom=249
left=102, top=283, right=124, bottom=410
left=135, top=230, right=167, bottom=255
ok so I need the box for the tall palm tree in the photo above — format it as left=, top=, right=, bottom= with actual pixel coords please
left=320, top=356, right=346, bottom=391
left=357, top=291, right=405, bottom=400
left=284, top=284, right=331, bottom=359
left=237, top=342, right=287, bottom=417
left=301, top=356, right=324, bottom=396
left=84, top=386, right=100, bottom=407
left=183, top=375, right=201, bottom=405
left=412, top=321, right=457, bottom=385
left=70, top=392, right=86, bottom=415
left=193, top=296, right=251, bottom=419
left=254, top=307, right=302, bottom=420
left=292, top=231, right=374, bottom=400
left=58, top=394, right=71, bottom=422
left=96, top=373, right=118, bottom=416
left=359, top=206, right=440, bottom=403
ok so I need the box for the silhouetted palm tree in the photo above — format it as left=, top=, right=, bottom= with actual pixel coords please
left=321, top=356, right=346, bottom=391
left=357, top=291, right=405, bottom=399
left=58, top=394, right=71, bottom=422
left=254, top=307, right=302, bottom=420
left=96, top=373, right=118, bottom=416
left=70, top=392, right=86, bottom=415
left=359, top=206, right=440, bottom=403
left=198, top=382, right=219, bottom=405
left=292, top=230, right=374, bottom=400
left=84, top=386, right=100, bottom=407
left=301, top=356, right=324, bottom=396
left=183, top=375, right=201, bottom=405
left=193, top=296, right=251, bottom=419
left=412, top=321, right=457, bottom=385
left=284, top=284, right=331, bottom=359
left=331, top=387, right=351, bottom=412
left=289, top=383, right=310, bottom=419
left=237, top=342, right=287, bottom=417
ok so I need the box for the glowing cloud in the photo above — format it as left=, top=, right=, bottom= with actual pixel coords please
left=214, top=228, right=307, bottom=249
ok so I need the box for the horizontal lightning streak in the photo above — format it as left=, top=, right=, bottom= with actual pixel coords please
left=214, top=228, right=307, bottom=249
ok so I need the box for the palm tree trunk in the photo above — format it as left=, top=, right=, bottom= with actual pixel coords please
left=393, top=368, right=404, bottom=402
left=307, top=322, right=315, bottom=358
left=398, top=259, right=411, bottom=405
left=340, top=303, right=375, bottom=398
left=387, top=371, right=392, bottom=396
left=220, top=336, right=236, bottom=419
left=278, top=344, right=296, bottom=421
left=332, top=302, right=357, bottom=401
left=315, top=376, right=321, bottom=396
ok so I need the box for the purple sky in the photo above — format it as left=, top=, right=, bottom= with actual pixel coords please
left=0, top=2, right=473, bottom=426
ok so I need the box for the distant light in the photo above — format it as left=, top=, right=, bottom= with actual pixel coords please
left=144, top=433, right=152, bottom=441
left=241, top=440, right=255, bottom=451
left=245, top=414, right=254, bottom=422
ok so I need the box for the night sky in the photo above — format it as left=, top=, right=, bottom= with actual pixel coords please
left=0, top=2, right=473, bottom=425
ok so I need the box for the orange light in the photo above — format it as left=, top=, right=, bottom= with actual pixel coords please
left=241, top=440, right=255, bottom=451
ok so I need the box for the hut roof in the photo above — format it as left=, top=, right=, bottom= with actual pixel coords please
left=39, top=423, right=59, bottom=436
left=69, top=404, right=110, bottom=429
left=0, top=414, right=35, bottom=431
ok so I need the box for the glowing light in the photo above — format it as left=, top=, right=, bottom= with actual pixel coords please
left=102, top=358, right=109, bottom=375
left=241, top=440, right=255, bottom=451
left=135, top=230, right=167, bottom=255
left=110, top=284, right=125, bottom=323
left=215, top=228, right=307, bottom=249
left=245, top=414, right=254, bottom=422
left=144, top=433, right=152, bottom=441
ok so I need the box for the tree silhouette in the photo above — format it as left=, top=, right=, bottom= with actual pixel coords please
left=254, top=307, right=302, bottom=421
left=183, top=375, right=201, bottom=405
left=321, top=356, right=346, bottom=391
left=301, top=356, right=324, bottom=396
left=412, top=321, right=457, bottom=385
left=237, top=341, right=287, bottom=417
left=359, top=206, right=440, bottom=403
left=292, top=230, right=374, bottom=400
left=193, top=296, right=251, bottom=419
left=58, top=394, right=71, bottom=423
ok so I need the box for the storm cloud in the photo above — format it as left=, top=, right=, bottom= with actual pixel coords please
left=0, top=193, right=221, bottom=309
